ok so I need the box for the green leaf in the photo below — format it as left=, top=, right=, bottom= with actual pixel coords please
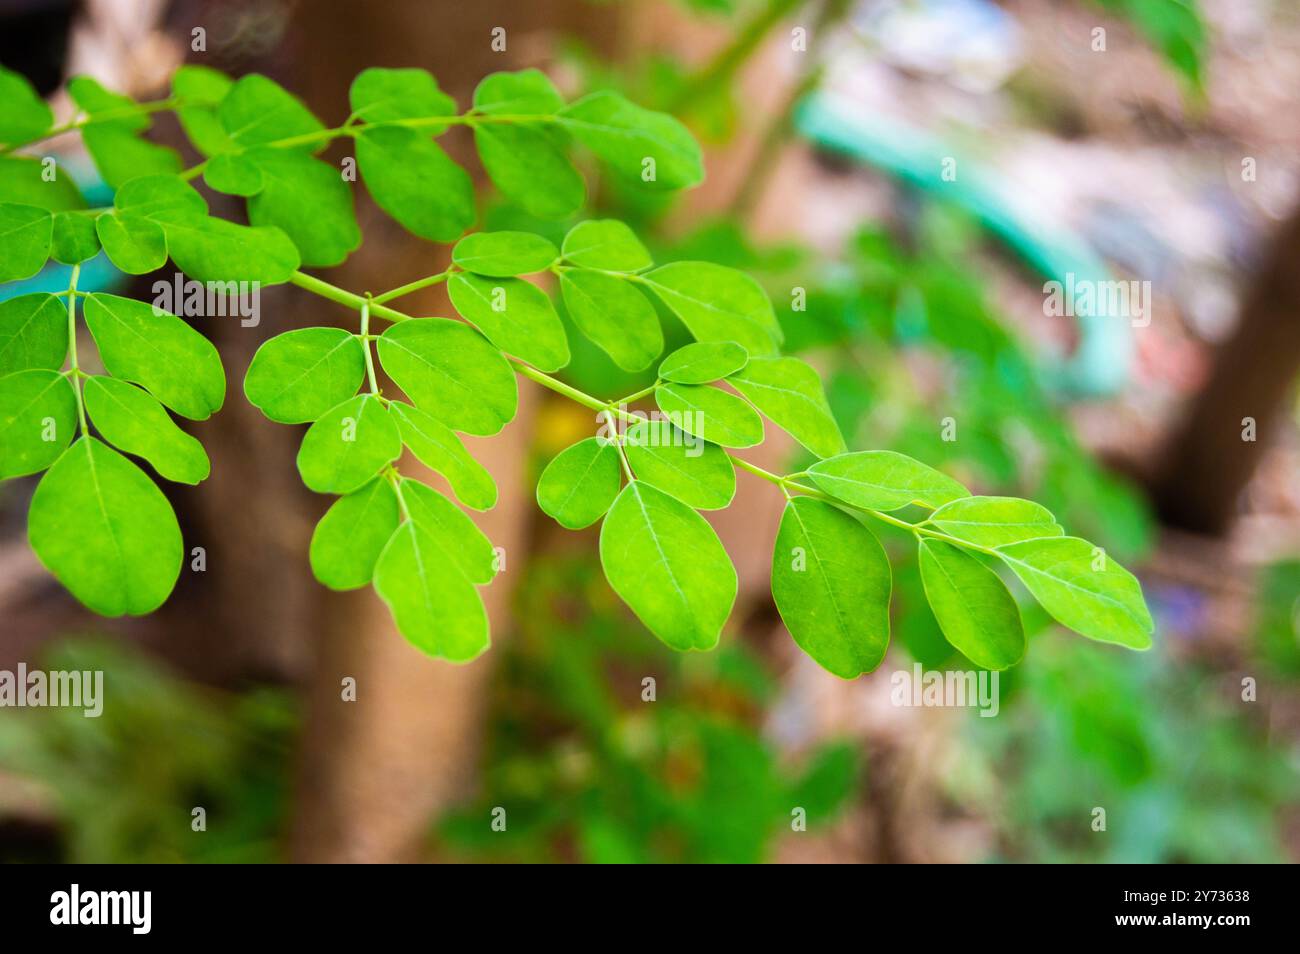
left=240, top=149, right=359, bottom=267
left=95, top=212, right=166, bottom=274
left=204, top=152, right=263, bottom=195
left=0, top=369, right=76, bottom=478
left=642, top=262, right=781, bottom=355
left=473, top=69, right=565, bottom=116
left=163, top=215, right=301, bottom=285
left=559, top=269, right=661, bottom=372
left=0, top=65, right=53, bottom=144
left=68, top=77, right=180, bottom=187
left=243, top=327, right=365, bottom=424
left=654, top=382, right=763, bottom=448
left=0, top=292, right=65, bottom=374
left=996, top=536, right=1153, bottom=650
left=452, top=231, right=558, bottom=276
left=296, top=394, right=401, bottom=495
left=474, top=123, right=585, bottom=221
left=0, top=157, right=85, bottom=211
left=356, top=126, right=474, bottom=242
left=400, top=478, right=497, bottom=585
left=472, top=70, right=583, bottom=219
left=928, top=495, right=1064, bottom=548
left=113, top=174, right=207, bottom=224
left=623, top=418, right=734, bottom=510
left=536, top=436, right=621, bottom=530
left=376, top=318, right=516, bottom=435
left=728, top=356, right=844, bottom=458
left=349, top=67, right=456, bottom=126
left=389, top=400, right=497, bottom=511
left=172, top=64, right=235, bottom=157
left=918, top=538, right=1025, bottom=670
left=599, top=481, right=736, bottom=651
left=83, top=293, right=225, bottom=420
left=561, top=219, right=653, bottom=272
left=808, top=450, right=969, bottom=511
left=28, top=436, right=182, bottom=615
left=558, top=90, right=703, bottom=190
left=447, top=273, right=569, bottom=372
left=772, top=497, right=892, bottom=678
left=50, top=211, right=100, bottom=264
left=309, top=476, right=400, bottom=590
left=0, top=204, right=52, bottom=281
left=658, top=340, right=747, bottom=384
left=219, top=73, right=324, bottom=149
left=82, top=375, right=209, bottom=484
left=373, top=521, right=490, bottom=662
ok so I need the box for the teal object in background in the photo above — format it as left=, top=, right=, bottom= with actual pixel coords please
left=795, top=92, right=1133, bottom=397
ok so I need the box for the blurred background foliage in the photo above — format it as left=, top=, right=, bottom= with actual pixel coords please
left=2, top=0, right=1298, bottom=863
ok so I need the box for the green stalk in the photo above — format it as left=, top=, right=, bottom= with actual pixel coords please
left=65, top=264, right=87, bottom=435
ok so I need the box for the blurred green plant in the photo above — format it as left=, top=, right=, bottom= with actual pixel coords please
left=0, top=639, right=294, bottom=863
left=436, top=555, right=861, bottom=863
left=953, top=632, right=1298, bottom=862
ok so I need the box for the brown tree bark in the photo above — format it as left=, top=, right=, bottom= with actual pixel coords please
left=1149, top=207, right=1300, bottom=535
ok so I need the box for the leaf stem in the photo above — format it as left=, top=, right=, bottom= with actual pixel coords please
left=359, top=297, right=380, bottom=396
left=0, top=97, right=183, bottom=156
left=65, top=264, right=87, bottom=435
left=371, top=268, right=454, bottom=305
